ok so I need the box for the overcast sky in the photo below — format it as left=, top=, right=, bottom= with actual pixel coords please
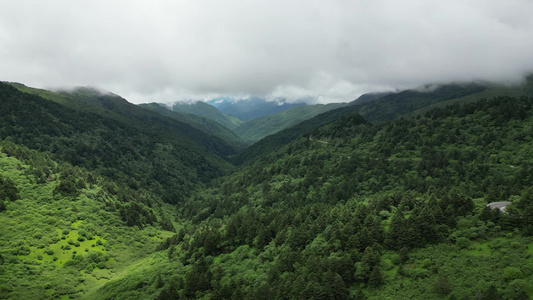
left=2, top=1, right=533, bottom=104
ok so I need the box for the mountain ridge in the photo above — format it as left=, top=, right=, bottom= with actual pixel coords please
left=235, top=81, right=533, bottom=164
left=207, top=97, right=306, bottom=121
left=167, top=101, right=243, bottom=130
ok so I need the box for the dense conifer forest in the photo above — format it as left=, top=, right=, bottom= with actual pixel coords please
left=1, top=82, right=533, bottom=299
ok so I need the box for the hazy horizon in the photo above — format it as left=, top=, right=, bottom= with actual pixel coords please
left=1, top=0, right=533, bottom=104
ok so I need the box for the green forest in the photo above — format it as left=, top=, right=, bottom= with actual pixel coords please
left=1, top=81, right=533, bottom=299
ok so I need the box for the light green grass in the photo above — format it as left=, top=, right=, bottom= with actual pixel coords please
left=0, top=147, right=174, bottom=299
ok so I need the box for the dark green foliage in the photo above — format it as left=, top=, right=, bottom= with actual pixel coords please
left=154, top=95, right=533, bottom=299
left=0, top=82, right=234, bottom=203
left=368, top=266, right=384, bottom=288
left=399, top=247, right=409, bottom=263
left=0, top=175, right=18, bottom=201
left=119, top=202, right=156, bottom=228
left=234, top=107, right=368, bottom=164
left=235, top=82, right=508, bottom=165
left=434, top=275, right=452, bottom=296
left=140, top=102, right=247, bottom=149
left=482, top=285, right=501, bottom=300
left=182, top=257, right=212, bottom=298
left=3, top=81, right=533, bottom=299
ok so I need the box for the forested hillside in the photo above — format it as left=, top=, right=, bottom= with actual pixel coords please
left=11, top=84, right=238, bottom=159
left=0, top=82, right=233, bottom=203
left=169, top=101, right=243, bottom=130
left=2, top=80, right=533, bottom=299
left=236, top=81, right=533, bottom=165
left=0, top=142, right=177, bottom=299
left=139, top=103, right=247, bottom=149
left=91, top=96, right=533, bottom=299
left=233, top=103, right=347, bottom=144
left=206, top=97, right=305, bottom=121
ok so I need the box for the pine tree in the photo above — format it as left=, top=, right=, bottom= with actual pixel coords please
left=0, top=199, right=6, bottom=212
left=386, top=207, right=407, bottom=249
left=434, top=275, right=452, bottom=296
left=368, top=266, right=383, bottom=288
left=331, top=273, right=349, bottom=300
left=482, top=285, right=500, bottom=300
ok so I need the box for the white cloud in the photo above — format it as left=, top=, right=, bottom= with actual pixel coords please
left=1, top=0, right=533, bottom=104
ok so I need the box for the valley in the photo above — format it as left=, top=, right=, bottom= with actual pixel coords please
left=1, top=80, right=533, bottom=299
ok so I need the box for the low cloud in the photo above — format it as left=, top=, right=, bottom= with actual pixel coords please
left=1, top=0, right=533, bottom=104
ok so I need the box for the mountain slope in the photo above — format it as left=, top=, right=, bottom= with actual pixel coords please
left=11, top=84, right=238, bottom=157
left=0, top=142, right=176, bottom=299
left=207, top=97, right=306, bottom=121
left=1, top=82, right=233, bottom=203
left=236, top=81, right=533, bottom=164
left=406, top=79, right=533, bottom=117
left=139, top=103, right=247, bottom=149
left=169, top=101, right=243, bottom=130
left=346, top=83, right=488, bottom=122
left=96, top=95, right=533, bottom=299
left=351, top=91, right=393, bottom=105
left=233, top=103, right=347, bottom=143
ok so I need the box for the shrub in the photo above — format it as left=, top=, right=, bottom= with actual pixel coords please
left=97, top=261, right=107, bottom=269
left=503, top=267, right=523, bottom=282
left=18, top=245, right=31, bottom=256
left=434, top=275, right=452, bottom=296
left=456, top=237, right=470, bottom=249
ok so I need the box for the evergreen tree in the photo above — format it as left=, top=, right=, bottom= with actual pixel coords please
left=331, top=273, right=349, bottom=300
left=368, top=266, right=383, bottom=288
left=482, top=285, right=500, bottom=300
left=434, top=275, right=452, bottom=296
left=0, top=199, right=6, bottom=212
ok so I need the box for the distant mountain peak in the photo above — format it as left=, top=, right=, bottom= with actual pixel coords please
left=206, top=97, right=306, bottom=121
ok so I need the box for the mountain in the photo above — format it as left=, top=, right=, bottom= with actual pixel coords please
left=207, top=97, right=306, bottom=121
left=0, top=141, right=177, bottom=299
left=351, top=91, right=394, bottom=105
left=236, top=81, right=533, bottom=164
left=3, top=79, right=533, bottom=299
left=139, top=103, right=247, bottom=149
left=169, top=101, right=242, bottom=130
left=95, top=95, right=533, bottom=299
left=10, top=84, right=239, bottom=156
left=4, top=82, right=234, bottom=203
left=233, top=102, right=347, bottom=143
